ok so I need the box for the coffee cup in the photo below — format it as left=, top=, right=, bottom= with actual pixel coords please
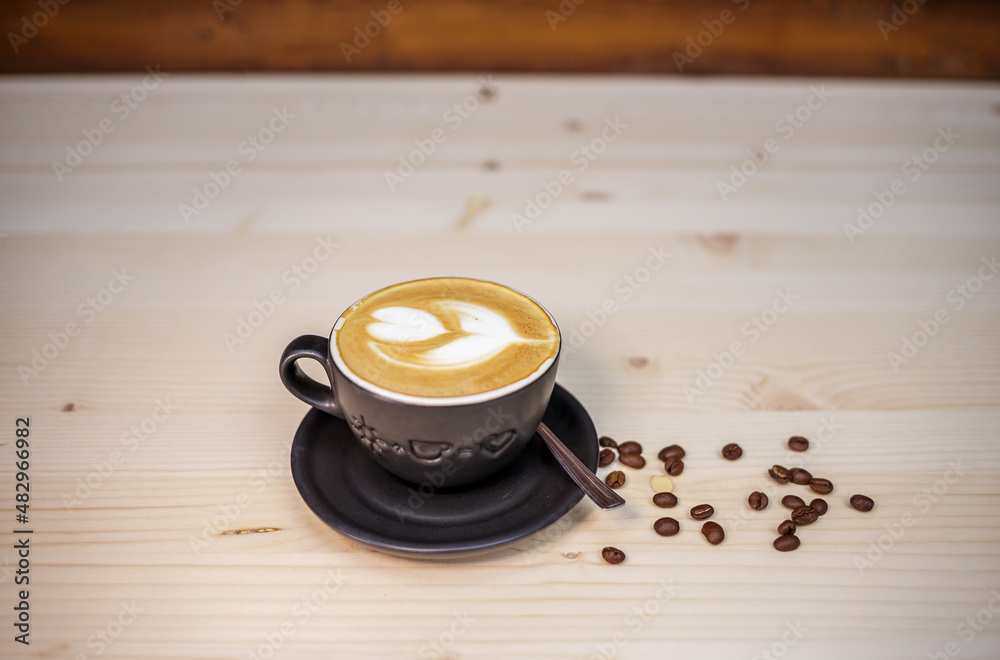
left=279, top=277, right=561, bottom=488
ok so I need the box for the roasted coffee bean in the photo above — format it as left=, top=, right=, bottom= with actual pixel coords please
left=618, top=441, right=643, bottom=455
left=748, top=491, right=769, bottom=510
left=789, top=467, right=813, bottom=486
left=777, top=519, right=796, bottom=535
left=850, top=494, right=875, bottom=512
left=602, top=546, right=626, bottom=564
left=605, top=470, right=626, bottom=489
left=653, top=517, right=680, bottom=536
left=773, top=534, right=801, bottom=552
left=787, top=436, right=809, bottom=452
left=665, top=459, right=685, bottom=476
left=810, top=498, right=829, bottom=516
left=768, top=465, right=791, bottom=484
left=690, top=504, right=715, bottom=520
left=652, top=491, right=678, bottom=508
left=599, top=436, right=618, bottom=448
left=598, top=448, right=615, bottom=467
left=791, top=505, right=819, bottom=526
left=809, top=477, right=834, bottom=495
left=722, top=443, right=743, bottom=460
left=781, top=495, right=806, bottom=510
left=701, top=521, right=725, bottom=545
left=619, top=453, right=646, bottom=469
left=658, top=444, right=686, bottom=462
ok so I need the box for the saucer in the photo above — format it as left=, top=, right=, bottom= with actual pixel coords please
left=289, top=383, right=598, bottom=558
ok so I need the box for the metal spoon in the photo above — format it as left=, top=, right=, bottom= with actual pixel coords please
left=537, top=422, right=625, bottom=510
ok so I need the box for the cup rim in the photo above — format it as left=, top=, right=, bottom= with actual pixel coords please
left=328, top=277, right=561, bottom=407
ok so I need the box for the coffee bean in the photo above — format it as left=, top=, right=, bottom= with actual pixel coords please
left=850, top=494, right=875, bottom=512
left=791, top=505, right=819, bottom=526
left=690, top=504, right=715, bottom=520
left=809, top=477, right=834, bottom=495
left=599, top=436, right=618, bottom=449
left=810, top=498, right=829, bottom=516
left=618, top=441, right=643, bottom=455
left=701, top=521, right=725, bottom=545
left=598, top=448, right=615, bottom=467
left=605, top=470, right=626, bottom=489
left=653, top=517, right=680, bottom=536
left=657, top=444, right=685, bottom=462
left=650, top=475, right=673, bottom=493
left=652, top=492, right=678, bottom=508
left=602, top=546, right=626, bottom=564
left=773, top=534, right=801, bottom=552
left=722, top=443, right=743, bottom=460
left=748, top=491, right=769, bottom=510
left=665, top=459, right=684, bottom=476
left=777, top=519, right=796, bottom=535
left=781, top=495, right=806, bottom=510
left=789, top=467, right=813, bottom=486
left=788, top=436, right=809, bottom=452
left=619, top=453, right=646, bottom=469
left=768, top=465, right=791, bottom=484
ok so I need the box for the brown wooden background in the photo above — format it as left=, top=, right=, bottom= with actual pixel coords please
left=2, top=0, right=999, bottom=78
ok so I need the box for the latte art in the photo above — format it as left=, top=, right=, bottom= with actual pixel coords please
left=335, top=278, right=560, bottom=398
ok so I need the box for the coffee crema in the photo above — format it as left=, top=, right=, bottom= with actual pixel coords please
left=334, top=278, right=560, bottom=398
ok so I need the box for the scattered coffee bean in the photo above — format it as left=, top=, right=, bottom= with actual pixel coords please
left=748, top=491, right=769, bottom=511
left=602, top=546, right=626, bottom=564
left=652, top=492, right=678, bottom=508
left=665, top=459, right=685, bottom=476
left=789, top=467, right=813, bottom=486
left=598, top=448, right=615, bottom=467
left=658, top=444, right=685, bottom=462
left=791, top=505, right=819, bottom=526
left=850, top=494, right=875, bottom=512
left=777, top=519, right=796, bottom=535
left=618, top=441, right=643, bottom=455
left=690, top=504, right=715, bottom=520
left=653, top=517, right=680, bottom=536
left=650, top=475, right=674, bottom=493
left=773, top=534, right=801, bottom=552
left=768, top=465, right=791, bottom=484
left=788, top=436, right=809, bottom=452
left=809, top=477, right=834, bottom=495
left=722, top=443, right=743, bottom=460
left=619, top=453, right=646, bottom=469
left=701, top=521, right=725, bottom=545
left=781, top=495, right=806, bottom=510
left=599, top=436, right=618, bottom=448
left=605, top=470, right=626, bottom=489
left=810, top=498, right=829, bottom=516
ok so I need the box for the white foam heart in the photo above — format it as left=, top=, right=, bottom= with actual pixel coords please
left=366, top=306, right=447, bottom=342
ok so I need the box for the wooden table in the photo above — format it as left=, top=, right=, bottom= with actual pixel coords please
left=1, top=75, right=999, bottom=659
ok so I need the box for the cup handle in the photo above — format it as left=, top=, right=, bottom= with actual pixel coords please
left=279, top=335, right=343, bottom=418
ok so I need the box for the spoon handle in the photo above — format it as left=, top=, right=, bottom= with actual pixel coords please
left=537, top=422, right=625, bottom=510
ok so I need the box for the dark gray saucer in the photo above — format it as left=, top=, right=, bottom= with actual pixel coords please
left=290, top=383, right=598, bottom=558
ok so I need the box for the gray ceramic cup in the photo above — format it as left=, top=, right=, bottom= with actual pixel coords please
left=279, top=284, right=560, bottom=488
